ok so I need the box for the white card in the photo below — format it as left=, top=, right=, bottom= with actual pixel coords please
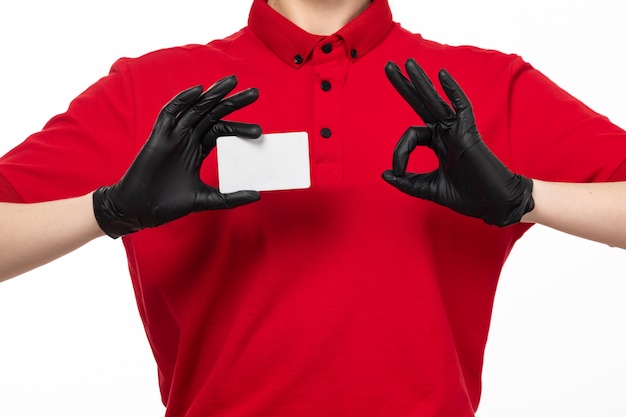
left=217, top=131, right=311, bottom=193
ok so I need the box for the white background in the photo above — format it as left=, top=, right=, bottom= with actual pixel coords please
left=0, top=1, right=625, bottom=416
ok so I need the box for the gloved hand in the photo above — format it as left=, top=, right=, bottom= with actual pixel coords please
left=382, top=58, right=534, bottom=227
left=93, top=75, right=262, bottom=238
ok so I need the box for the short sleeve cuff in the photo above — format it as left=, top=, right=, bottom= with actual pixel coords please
left=609, top=159, right=626, bottom=182
left=0, top=175, right=23, bottom=203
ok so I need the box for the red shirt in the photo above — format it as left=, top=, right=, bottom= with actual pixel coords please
left=2, top=0, right=626, bottom=415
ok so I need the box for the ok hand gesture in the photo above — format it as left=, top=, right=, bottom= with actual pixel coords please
left=382, top=58, right=534, bottom=227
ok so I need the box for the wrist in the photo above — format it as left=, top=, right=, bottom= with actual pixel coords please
left=481, top=175, right=535, bottom=227
left=520, top=178, right=542, bottom=224
left=92, top=186, right=138, bottom=239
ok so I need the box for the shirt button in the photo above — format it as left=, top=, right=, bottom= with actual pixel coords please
left=294, top=54, right=303, bottom=64
left=350, top=49, right=358, bottom=59
left=321, top=43, right=333, bottom=54
left=320, top=128, right=332, bottom=138
left=321, top=80, right=332, bottom=91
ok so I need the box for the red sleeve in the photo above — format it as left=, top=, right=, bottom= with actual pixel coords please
left=0, top=58, right=138, bottom=203
left=0, top=175, right=22, bottom=202
left=505, top=56, right=626, bottom=182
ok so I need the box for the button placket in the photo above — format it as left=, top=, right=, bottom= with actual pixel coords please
left=311, top=39, right=346, bottom=181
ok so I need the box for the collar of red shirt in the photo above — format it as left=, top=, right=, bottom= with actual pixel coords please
left=248, top=0, right=394, bottom=68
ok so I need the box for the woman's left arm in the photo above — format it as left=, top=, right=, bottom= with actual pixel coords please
left=522, top=180, right=626, bottom=249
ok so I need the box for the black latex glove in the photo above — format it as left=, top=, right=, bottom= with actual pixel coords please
left=382, top=58, right=534, bottom=227
left=93, top=75, right=262, bottom=238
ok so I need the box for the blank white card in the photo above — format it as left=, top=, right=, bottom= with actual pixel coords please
left=217, top=131, right=311, bottom=193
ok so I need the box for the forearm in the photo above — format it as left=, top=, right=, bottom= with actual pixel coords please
left=521, top=180, right=626, bottom=249
left=0, top=193, right=105, bottom=282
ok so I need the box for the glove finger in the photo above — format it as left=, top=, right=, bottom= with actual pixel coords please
left=201, top=121, right=262, bottom=153
left=385, top=61, right=436, bottom=124
left=155, top=85, right=204, bottom=135
left=196, top=188, right=260, bottom=210
left=382, top=170, right=437, bottom=201
left=202, top=74, right=239, bottom=105
left=207, top=88, right=260, bottom=122
left=179, top=84, right=258, bottom=148
left=438, top=69, right=475, bottom=123
left=405, top=58, right=455, bottom=121
left=193, top=88, right=259, bottom=139
left=221, top=190, right=261, bottom=209
left=391, top=126, right=432, bottom=176
left=196, top=88, right=260, bottom=138
left=177, top=76, right=238, bottom=128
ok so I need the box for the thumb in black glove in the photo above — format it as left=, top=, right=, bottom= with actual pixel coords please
left=93, top=75, right=261, bottom=238
left=382, top=58, right=534, bottom=227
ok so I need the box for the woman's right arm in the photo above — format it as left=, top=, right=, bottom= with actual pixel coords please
left=0, top=193, right=104, bottom=282
left=0, top=77, right=263, bottom=283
